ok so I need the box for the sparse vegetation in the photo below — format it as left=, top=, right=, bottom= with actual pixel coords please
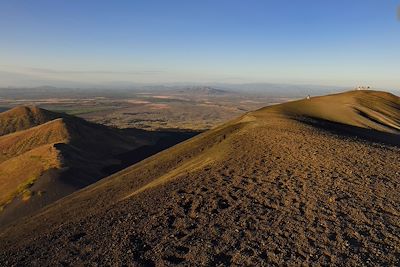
left=21, top=190, right=33, bottom=201
left=0, top=169, right=44, bottom=211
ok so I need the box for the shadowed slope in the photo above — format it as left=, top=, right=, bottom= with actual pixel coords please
left=0, top=90, right=399, bottom=266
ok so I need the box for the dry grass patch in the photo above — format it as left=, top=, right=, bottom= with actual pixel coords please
left=0, top=144, right=61, bottom=210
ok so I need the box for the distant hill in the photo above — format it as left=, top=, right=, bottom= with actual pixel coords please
left=1, top=90, right=399, bottom=266
left=267, top=90, right=400, bottom=136
left=176, top=86, right=229, bottom=96
left=0, top=106, right=60, bottom=136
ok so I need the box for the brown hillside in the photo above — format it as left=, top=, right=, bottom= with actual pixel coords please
left=266, top=90, right=400, bottom=134
left=0, top=144, right=61, bottom=209
left=0, top=118, right=70, bottom=163
left=0, top=106, right=60, bottom=136
left=0, top=107, right=156, bottom=226
left=0, top=90, right=399, bottom=266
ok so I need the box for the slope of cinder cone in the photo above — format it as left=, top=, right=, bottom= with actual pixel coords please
left=0, top=106, right=169, bottom=227
left=263, top=90, right=400, bottom=133
left=0, top=144, right=62, bottom=210
left=0, top=90, right=399, bottom=266
left=0, top=106, right=61, bottom=136
left=0, top=118, right=70, bottom=163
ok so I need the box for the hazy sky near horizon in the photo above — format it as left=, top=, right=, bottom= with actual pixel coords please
left=0, top=0, right=399, bottom=89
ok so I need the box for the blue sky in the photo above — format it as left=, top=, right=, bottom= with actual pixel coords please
left=0, top=0, right=399, bottom=88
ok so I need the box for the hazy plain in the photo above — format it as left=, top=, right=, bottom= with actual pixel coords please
left=0, top=86, right=296, bottom=131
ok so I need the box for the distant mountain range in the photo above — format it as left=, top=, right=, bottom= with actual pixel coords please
left=0, top=83, right=358, bottom=99
left=174, top=86, right=229, bottom=95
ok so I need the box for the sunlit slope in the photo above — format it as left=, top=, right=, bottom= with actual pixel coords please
left=0, top=106, right=60, bottom=136
left=0, top=144, right=61, bottom=209
left=0, top=119, right=70, bottom=210
left=0, top=118, right=70, bottom=163
left=260, top=90, right=400, bottom=133
left=0, top=90, right=399, bottom=266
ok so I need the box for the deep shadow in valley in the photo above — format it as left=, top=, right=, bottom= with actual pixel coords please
left=102, top=129, right=200, bottom=175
